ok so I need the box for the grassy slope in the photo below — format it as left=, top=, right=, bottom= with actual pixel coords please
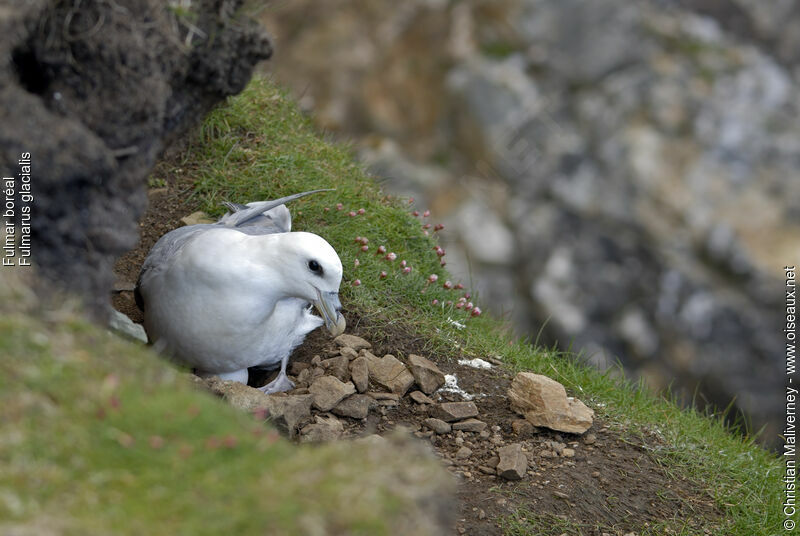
left=0, top=268, right=452, bottom=535
left=1, top=77, right=782, bottom=535
left=186, top=78, right=783, bottom=535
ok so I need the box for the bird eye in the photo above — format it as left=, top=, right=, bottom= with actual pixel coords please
left=308, top=259, right=322, bottom=274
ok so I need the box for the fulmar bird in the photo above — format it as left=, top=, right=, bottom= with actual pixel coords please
left=135, top=190, right=345, bottom=393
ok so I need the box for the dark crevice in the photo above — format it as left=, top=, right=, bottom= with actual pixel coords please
left=11, top=46, right=51, bottom=95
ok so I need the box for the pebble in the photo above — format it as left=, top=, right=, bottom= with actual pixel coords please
left=423, top=418, right=452, bottom=434
left=309, top=376, right=356, bottom=412
left=455, top=446, right=472, bottom=459
left=407, top=353, right=446, bottom=394
left=332, top=394, right=376, bottom=419
left=350, top=356, right=369, bottom=393
left=452, top=418, right=487, bottom=433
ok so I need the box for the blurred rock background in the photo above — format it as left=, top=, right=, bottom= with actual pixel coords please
left=257, top=0, right=800, bottom=446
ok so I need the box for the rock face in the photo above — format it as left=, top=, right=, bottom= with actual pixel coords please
left=0, top=0, right=271, bottom=315
left=508, top=373, right=593, bottom=435
left=259, top=0, right=794, bottom=444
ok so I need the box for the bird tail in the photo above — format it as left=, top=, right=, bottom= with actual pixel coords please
left=220, top=189, right=334, bottom=228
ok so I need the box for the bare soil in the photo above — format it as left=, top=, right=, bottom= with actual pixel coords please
left=112, top=163, right=722, bottom=535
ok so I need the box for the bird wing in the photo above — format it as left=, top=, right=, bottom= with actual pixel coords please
left=135, top=189, right=333, bottom=310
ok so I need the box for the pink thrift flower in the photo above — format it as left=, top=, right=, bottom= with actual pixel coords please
left=443, top=280, right=453, bottom=289
left=336, top=203, right=343, bottom=210
left=386, top=252, right=397, bottom=261
left=403, top=267, right=412, bottom=274
left=471, top=307, right=482, bottom=317
left=428, top=274, right=438, bottom=283
left=357, top=208, right=366, bottom=215
left=379, top=271, right=388, bottom=279
left=423, top=210, right=430, bottom=218
left=361, top=245, right=369, bottom=252
left=352, top=279, right=361, bottom=287
left=376, top=245, right=386, bottom=254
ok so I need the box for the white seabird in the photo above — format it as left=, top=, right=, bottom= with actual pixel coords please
left=136, top=190, right=346, bottom=393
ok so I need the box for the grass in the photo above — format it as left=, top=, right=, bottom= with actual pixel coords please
left=178, top=77, right=783, bottom=535
left=4, top=76, right=785, bottom=534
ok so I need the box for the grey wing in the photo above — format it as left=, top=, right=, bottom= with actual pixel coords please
left=217, top=189, right=333, bottom=229
left=134, top=224, right=216, bottom=311
left=218, top=203, right=292, bottom=234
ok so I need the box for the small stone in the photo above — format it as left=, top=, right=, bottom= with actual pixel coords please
left=261, top=394, right=314, bottom=438
left=478, top=465, right=496, bottom=475
left=334, top=334, right=371, bottom=351
left=430, top=401, right=479, bottom=422
left=332, top=394, right=376, bottom=419
left=377, top=399, right=399, bottom=407
left=339, top=347, right=359, bottom=360
left=300, top=415, right=343, bottom=442
left=455, top=446, right=473, bottom=459
left=365, top=354, right=415, bottom=395
left=497, top=443, right=528, bottom=481
left=108, top=310, right=148, bottom=343
left=408, top=390, right=436, bottom=404
left=321, top=355, right=350, bottom=382
left=553, top=491, right=570, bottom=499
left=407, top=354, right=446, bottom=394
left=180, top=211, right=215, bottom=226
left=511, top=419, right=534, bottom=437
left=562, top=448, right=576, bottom=458
left=423, top=418, right=452, bottom=434
left=350, top=356, right=369, bottom=393
left=591, top=471, right=601, bottom=478
left=452, top=418, right=487, bottom=433
left=289, top=361, right=310, bottom=376
left=584, top=433, right=597, bottom=445
left=309, top=376, right=356, bottom=411
left=540, top=450, right=556, bottom=458
left=311, top=355, right=322, bottom=367
left=204, top=377, right=270, bottom=412
left=508, top=372, right=594, bottom=434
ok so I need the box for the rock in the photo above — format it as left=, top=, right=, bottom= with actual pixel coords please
left=300, top=415, right=344, bottom=442
left=334, top=334, right=371, bottom=351
left=496, top=443, right=528, bottom=481
left=584, top=433, right=597, bottom=445
left=409, top=391, right=436, bottom=405
left=365, top=353, right=415, bottom=395
left=289, top=361, right=310, bottom=376
left=430, top=401, right=479, bottom=423
left=333, top=394, right=376, bottom=419
left=203, top=377, right=271, bottom=412
left=407, top=354, right=446, bottom=394
left=511, top=419, right=535, bottom=438
left=108, top=310, right=148, bottom=343
left=339, top=347, right=359, bottom=360
left=321, top=355, right=351, bottom=382
left=454, top=446, right=472, bottom=460
left=309, top=376, right=356, bottom=412
left=350, top=356, right=370, bottom=393
left=423, top=418, right=452, bottom=434
left=562, top=448, right=576, bottom=458
left=508, top=373, right=594, bottom=434
left=452, top=418, right=487, bottom=433
left=262, top=394, right=314, bottom=438
left=367, top=392, right=401, bottom=401
left=180, top=211, right=215, bottom=226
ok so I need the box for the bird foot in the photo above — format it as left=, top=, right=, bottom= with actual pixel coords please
left=259, top=372, right=295, bottom=394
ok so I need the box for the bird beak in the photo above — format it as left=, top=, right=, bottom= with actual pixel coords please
left=314, top=288, right=346, bottom=337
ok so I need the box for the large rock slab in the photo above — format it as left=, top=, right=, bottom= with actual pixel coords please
left=350, top=356, right=370, bottom=392
left=508, top=372, right=594, bottom=434
left=365, top=353, right=415, bottom=395
left=407, top=354, right=445, bottom=394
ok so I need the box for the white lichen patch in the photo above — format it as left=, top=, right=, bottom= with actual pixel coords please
left=457, top=358, right=493, bottom=370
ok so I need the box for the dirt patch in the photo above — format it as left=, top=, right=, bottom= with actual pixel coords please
left=112, top=162, right=721, bottom=535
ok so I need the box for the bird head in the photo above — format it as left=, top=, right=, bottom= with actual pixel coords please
left=276, top=232, right=346, bottom=336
